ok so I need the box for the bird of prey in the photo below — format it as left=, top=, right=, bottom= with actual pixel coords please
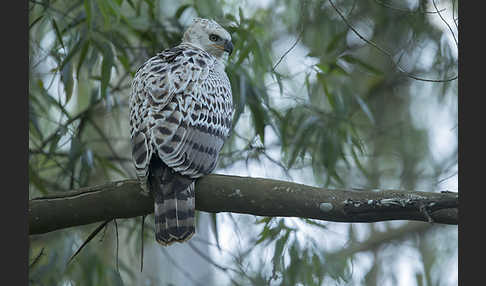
left=129, top=18, right=234, bottom=245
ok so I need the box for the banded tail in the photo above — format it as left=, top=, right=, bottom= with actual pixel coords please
left=148, top=157, right=195, bottom=245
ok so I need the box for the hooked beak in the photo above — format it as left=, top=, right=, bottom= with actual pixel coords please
left=223, top=40, right=234, bottom=55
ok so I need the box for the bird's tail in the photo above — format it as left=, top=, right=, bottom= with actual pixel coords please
left=148, top=157, right=195, bottom=246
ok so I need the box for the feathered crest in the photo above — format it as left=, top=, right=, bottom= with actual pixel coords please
left=191, top=17, right=222, bottom=30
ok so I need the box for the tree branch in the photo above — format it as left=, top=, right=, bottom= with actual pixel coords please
left=331, top=222, right=434, bottom=258
left=28, top=175, right=458, bottom=235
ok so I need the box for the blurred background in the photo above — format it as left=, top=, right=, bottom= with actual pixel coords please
left=28, top=0, right=458, bottom=285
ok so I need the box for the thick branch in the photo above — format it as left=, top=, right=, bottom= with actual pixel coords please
left=28, top=175, right=458, bottom=235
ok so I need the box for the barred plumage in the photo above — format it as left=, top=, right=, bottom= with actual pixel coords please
left=129, top=18, right=234, bottom=245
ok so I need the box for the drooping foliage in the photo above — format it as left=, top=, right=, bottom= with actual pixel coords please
left=29, top=0, right=458, bottom=285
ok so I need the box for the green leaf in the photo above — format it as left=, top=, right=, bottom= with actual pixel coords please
left=329, top=62, right=348, bottom=76
left=39, top=79, right=72, bottom=118
left=340, top=54, right=383, bottom=76
left=96, top=154, right=126, bottom=178
left=100, top=43, right=114, bottom=99
left=68, top=136, right=84, bottom=170
left=315, top=63, right=329, bottom=74
left=76, top=39, right=90, bottom=78
left=84, top=0, right=92, bottom=30
left=95, top=0, right=111, bottom=30
left=415, top=273, right=424, bottom=286
left=326, top=31, right=346, bottom=54
left=317, top=72, right=336, bottom=110
left=273, top=72, right=284, bottom=95
left=111, top=269, right=125, bottom=286
left=61, top=60, right=74, bottom=103
left=29, top=164, right=48, bottom=195
left=350, top=145, right=367, bottom=176
left=208, top=213, right=221, bottom=251
left=117, top=54, right=131, bottom=73
left=255, top=216, right=273, bottom=225
left=302, top=218, right=328, bottom=230
left=238, top=7, right=245, bottom=22
left=248, top=94, right=266, bottom=143
left=58, top=37, right=84, bottom=74
left=353, top=93, right=375, bottom=124
left=29, top=119, right=43, bottom=142
left=272, top=231, right=290, bottom=277
left=175, top=4, right=192, bottom=19
left=235, top=43, right=251, bottom=66
left=45, top=125, right=65, bottom=157
left=288, top=113, right=320, bottom=168
left=29, top=99, right=44, bottom=142
left=143, top=0, right=154, bottom=9
left=105, top=0, right=123, bottom=20
left=224, top=13, right=237, bottom=23
left=29, top=15, right=44, bottom=30
left=125, top=0, right=135, bottom=9
left=51, top=19, right=65, bottom=50
left=83, top=149, right=94, bottom=168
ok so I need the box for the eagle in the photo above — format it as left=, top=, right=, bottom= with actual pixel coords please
left=129, top=18, right=234, bottom=245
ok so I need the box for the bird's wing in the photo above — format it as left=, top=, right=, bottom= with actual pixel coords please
left=129, top=44, right=233, bottom=180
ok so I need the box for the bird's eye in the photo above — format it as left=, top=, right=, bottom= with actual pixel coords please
left=209, top=34, right=220, bottom=42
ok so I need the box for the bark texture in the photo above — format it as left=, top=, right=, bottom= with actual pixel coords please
left=29, top=174, right=458, bottom=235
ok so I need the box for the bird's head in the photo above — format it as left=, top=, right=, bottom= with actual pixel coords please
left=182, top=18, right=233, bottom=59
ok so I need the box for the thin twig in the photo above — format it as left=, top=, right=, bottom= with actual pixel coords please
left=87, top=118, right=132, bottom=175
left=67, top=219, right=112, bottom=265
left=29, top=149, right=133, bottom=163
left=140, top=215, right=146, bottom=272
left=159, top=248, right=205, bottom=286
left=432, top=0, right=458, bottom=47
left=436, top=171, right=458, bottom=186
left=188, top=241, right=230, bottom=272
left=37, top=110, right=89, bottom=152
left=272, top=1, right=306, bottom=72
left=272, top=32, right=303, bottom=72
left=191, top=235, right=252, bottom=278
left=328, top=0, right=457, bottom=83
left=29, top=247, right=45, bottom=268
left=260, top=149, right=293, bottom=180
left=374, top=0, right=446, bottom=14
left=452, top=0, right=458, bottom=29
left=348, top=0, right=358, bottom=16
left=187, top=241, right=245, bottom=285
left=114, top=219, right=119, bottom=272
